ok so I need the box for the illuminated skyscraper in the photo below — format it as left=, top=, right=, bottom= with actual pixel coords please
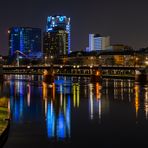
left=43, top=15, right=71, bottom=57
left=89, top=34, right=110, bottom=52
left=8, top=27, right=41, bottom=57
left=43, top=29, right=68, bottom=58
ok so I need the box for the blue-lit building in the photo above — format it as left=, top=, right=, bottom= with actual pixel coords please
left=43, top=15, right=71, bottom=57
left=8, top=27, right=42, bottom=57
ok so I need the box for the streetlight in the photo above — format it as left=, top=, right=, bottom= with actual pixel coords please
left=45, top=56, right=47, bottom=66
left=145, top=60, right=148, bottom=66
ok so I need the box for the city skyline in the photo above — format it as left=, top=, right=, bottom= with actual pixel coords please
left=1, top=0, right=148, bottom=55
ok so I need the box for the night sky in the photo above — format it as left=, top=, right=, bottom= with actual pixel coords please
left=0, top=0, right=148, bottom=55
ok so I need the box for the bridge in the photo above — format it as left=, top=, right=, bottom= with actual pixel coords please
left=1, top=64, right=147, bottom=81
left=2, top=64, right=145, bottom=70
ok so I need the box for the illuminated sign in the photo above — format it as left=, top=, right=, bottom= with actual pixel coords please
left=59, top=16, right=64, bottom=22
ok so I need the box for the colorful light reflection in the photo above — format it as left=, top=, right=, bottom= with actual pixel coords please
left=44, top=82, right=71, bottom=140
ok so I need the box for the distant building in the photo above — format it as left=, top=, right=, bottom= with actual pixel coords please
left=106, top=44, right=133, bottom=51
left=8, top=27, right=41, bottom=57
left=43, top=15, right=71, bottom=57
left=89, top=34, right=110, bottom=51
left=104, top=44, right=133, bottom=65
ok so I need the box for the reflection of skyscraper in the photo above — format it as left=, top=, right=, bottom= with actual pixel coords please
left=43, top=82, right=71, bottom=139
left=8, top=27, right=41, bottom=57
left=43, top=15, right=71, bottom=58
left=9, top=80, right=24, bottom=122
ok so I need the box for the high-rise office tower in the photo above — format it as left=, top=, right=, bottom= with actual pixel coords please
left=43, top=15, right=71, bottom=57
left=89, top=34, right=110, bottom=51
left=8, top=27, right=41, bottom=57
left=43, top=29, right=68, bottom=58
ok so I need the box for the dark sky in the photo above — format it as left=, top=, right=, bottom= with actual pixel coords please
left=0, top=0, right=148, bottom=55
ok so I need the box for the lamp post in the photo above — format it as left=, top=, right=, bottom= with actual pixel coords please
left=145, top=59, right=148, bottom=66
left=45, top=56, right=47, bottom=66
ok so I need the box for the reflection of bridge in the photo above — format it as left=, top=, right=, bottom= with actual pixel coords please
left=2, top=64, right=147, bottom=80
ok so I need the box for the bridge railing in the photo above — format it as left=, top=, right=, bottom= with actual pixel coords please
left=2, top=64, right=147, bottom=69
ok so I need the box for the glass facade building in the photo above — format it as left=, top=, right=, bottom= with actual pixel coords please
left=8, top=27, right=41, bottom=57
left=43, top=15, right=71, bottom=57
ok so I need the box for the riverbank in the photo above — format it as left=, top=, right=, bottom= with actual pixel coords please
left=0, top=107, right=10, bottom=147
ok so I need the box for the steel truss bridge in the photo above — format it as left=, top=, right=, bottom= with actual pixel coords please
left=2, top=64, right=147, bottom=79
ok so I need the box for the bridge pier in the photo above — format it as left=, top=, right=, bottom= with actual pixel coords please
left=43, top=70, right=54, bottom=83
left=91, top=70, right=102, bottom=82
left=135, top=68, right=148, bottom=84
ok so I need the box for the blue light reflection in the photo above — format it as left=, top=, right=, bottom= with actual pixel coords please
left=47, top=102, right=55, bottom=138
left=45, top=82, right=71, bottom=140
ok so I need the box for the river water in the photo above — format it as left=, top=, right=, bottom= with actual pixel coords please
left=2, top=75, right=148, bottom=147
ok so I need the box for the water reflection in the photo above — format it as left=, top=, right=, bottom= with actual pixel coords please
left=43, top=81, right=71, bottom=140
left=88, top=83, right=102, bottom=121
left=8, top=79, right=42, bottom=122
left=7, top=77, right=148, bottom=126
left=4, top=74, right=43, bottom=82
left=72, top=83, right=80, bottom=108
left=103, top=79, right=134, bottom=102
left=145, top=87, right=148, bottom=119
left=2, top=75, right=148, bottom=146
left=134, top=84, right=140, bottom=119
left=133, top=83, right=148, bottom=122
left=10, top=80, right=25, bottom=122
left=27, top=84, right=31, bottom=107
